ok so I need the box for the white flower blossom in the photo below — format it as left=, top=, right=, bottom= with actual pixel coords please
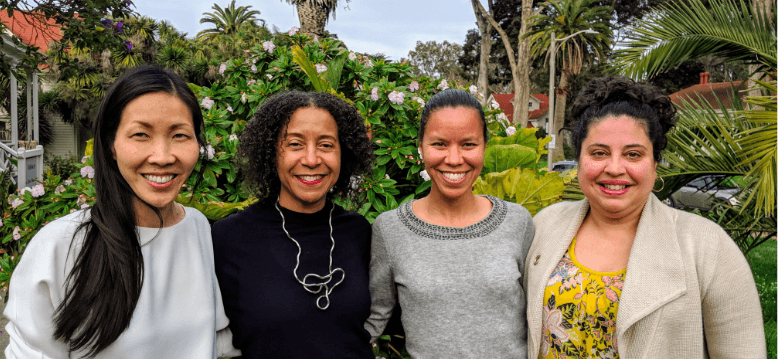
left=364, top=58, right=373, bottom=68
left=251, top=64, right=257, bottom=73
left=412, top=97, right=425, bottom=107
left=203, top=145, right=215, bottom=160
left=55, top=185, right=66, bottom=195
left=348, top=51, right=357, bottom=61
left=219, top=63, right=227, bottom=74
left=371, top=87, right=379, bottom=101
left=388, top=90, right=405, bottom=105
left=469, top=85, right=478, bottom=94
left=81, top=156, right=89, bottom=164
left=266, top=74, right=273, bottom=80
left=288, top=26, right=299, bottom=36
left=81, top=203, right=90, bottom=209
left=64, top=179, right=73, bottom=186
left=420, top=170, right=431, bottom=181
left=262, top=41, right=275, bottom=53
left=227, top=105, right=233, bottom=113
left=201, top=97, right=214, bottom=110
left=31, top=183, right=45, bottom=197
left=13, top=226, right=21, bottom=241
left=20, top=187, right=31, bottom=195
left=229, top=133, right=238, bottom=141
left=437, top=79, right=449, bottom=90
left=80, top=166, right=95, bottom=179
left=409, top=81, right=419, bottom=92
left=247, top=79, right=257, bottom=86
left=0, top=218, right=3, bottom=228
left=241, top=92, right=248, bottom=103
left=11, top=198, right=23, bottom=209
left=315, top=64, right=327, bottom=73
left=505, top=126, right=517, bottom=136
left=491, top=100, right=500, bottom=109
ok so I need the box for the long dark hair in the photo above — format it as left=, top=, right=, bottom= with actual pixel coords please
left=52, top=65, right=204, bottom=357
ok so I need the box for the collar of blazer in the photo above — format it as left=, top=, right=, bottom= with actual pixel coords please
left=528, top=193, right=687, bottom=348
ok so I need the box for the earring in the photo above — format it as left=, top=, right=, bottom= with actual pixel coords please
left=652, top=177, right=665, bottom=192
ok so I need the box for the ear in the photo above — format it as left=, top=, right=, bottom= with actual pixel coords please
left=417, top=147, right=423, bottom=161
left=111, top=144, right=117, bottom=160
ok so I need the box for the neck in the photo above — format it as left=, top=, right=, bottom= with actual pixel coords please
left=420, top=190, right=480, bottom=222
left=585, top=198, right=646, bottom=236
left=133, top=199, right=181, bottom=228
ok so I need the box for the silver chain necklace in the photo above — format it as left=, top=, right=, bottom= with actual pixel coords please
left=274, top=198, right=345, bottom=310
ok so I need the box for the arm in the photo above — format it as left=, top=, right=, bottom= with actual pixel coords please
left=363, top=219, right=397, bottom=342
left=702, top=230, right=766, bottom=358
left=4, top=227, right=70, bottom=358
left=212, top=220, right=243, bottom=358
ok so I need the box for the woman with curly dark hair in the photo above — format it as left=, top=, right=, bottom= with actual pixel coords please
left=212, top=90, right=374, bottom=359
left=525, top=76, right=765, bottom=358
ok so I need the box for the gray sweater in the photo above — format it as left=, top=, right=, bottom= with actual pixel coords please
left=365, top=195, right=534, bottom=359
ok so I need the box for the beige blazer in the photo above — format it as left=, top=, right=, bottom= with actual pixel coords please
left=525, top=194, right=766, bottom=359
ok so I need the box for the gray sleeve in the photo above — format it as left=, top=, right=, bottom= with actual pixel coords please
left=363, top=216, right=397, bottom=342
left=518, top=208, right=535, bottom=276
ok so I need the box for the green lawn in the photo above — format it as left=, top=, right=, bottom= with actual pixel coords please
left=746, top=239, right=777, bottom=359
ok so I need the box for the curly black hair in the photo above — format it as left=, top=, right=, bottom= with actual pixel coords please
left=238, top=90, right=374, bottom=207
left=570, top=76, right=677, bottom=161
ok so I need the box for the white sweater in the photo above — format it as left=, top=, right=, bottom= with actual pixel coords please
left=4, top=207, right=239, bottom=359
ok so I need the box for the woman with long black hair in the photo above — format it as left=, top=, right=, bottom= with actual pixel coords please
left=4, top=65, right=239, bottom=358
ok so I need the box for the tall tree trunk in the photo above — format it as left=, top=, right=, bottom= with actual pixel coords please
left=749, top=0, right=773, bottom=101
left=471, top=0, right=493, bottom=104
left=552, top=67, right=570, bottom=162
left=296, top=1, right=327, bottom=38
left=473, top=0, right=538, bottom=128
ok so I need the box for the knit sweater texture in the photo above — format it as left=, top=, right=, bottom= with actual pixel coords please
left=365, top=195, right=534, bottom=359
left=212, top=201, right=374, bottom=359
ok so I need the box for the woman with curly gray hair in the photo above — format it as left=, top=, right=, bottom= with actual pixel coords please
left=212, top=90, right=374, bottom=359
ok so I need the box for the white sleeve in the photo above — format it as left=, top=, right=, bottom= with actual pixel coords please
left=4, top=222, right=72, bottom=359
left=215, top=327, right=241, bottom=358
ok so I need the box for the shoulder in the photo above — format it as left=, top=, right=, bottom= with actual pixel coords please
left=333, top=203, right=371, bottom=238
left=533, top=200, right=584, bottom=229
left=373, top=205, right=402, bottom=230
left=212, top=203, right=268, bottom=234
left=497, top=197, right=532, bottom=222
left=22, top=209, right=90, bottom=263
left=671, top=207, right=734, bottom=255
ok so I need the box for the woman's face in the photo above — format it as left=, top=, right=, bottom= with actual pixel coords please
left=419, top=106, right=485, bottom=202
left=578, top=115, right=657, bottom=219
left=112, top=92, right=199, bottom=217
left=276, top=107, right=341, bottom=213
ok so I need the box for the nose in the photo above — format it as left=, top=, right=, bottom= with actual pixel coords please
left=444, top=145, right=463, bottom=166
left=603, top=155, right=625, bottom=176
left=300, top=146, right=321, bottom=167
left=148, top=138, right=175, bottom=166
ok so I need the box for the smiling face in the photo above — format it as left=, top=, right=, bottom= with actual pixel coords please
left=419, top=106, right=485, bottom=202
left=112, top=92, right=200, bottom=220
left=578, top=115, right=657, bottom=219
left=276, top=107, right=341, bottom=213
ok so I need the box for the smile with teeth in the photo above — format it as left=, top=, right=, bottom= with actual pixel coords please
left=441, top=171, right=466, bottom=181
left=297, top=175, right=325, bottom=181
left=144, top=174, right=175, bottom=184
left=601, top=183, right=629, bottom=190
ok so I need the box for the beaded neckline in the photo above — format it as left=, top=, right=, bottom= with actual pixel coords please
left=397, top=195, right=507, bottom=240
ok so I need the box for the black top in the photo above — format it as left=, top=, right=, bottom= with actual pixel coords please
left=212, top=201, right=374, bottom=359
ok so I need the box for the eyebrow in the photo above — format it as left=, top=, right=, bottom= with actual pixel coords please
left=284, top=131, right=338, bottom=141
left=587, top=143, right=648, bottom=150
left=129, top=120, right=192, bottom=130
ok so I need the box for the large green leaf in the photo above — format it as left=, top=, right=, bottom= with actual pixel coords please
left=482, top=144, right=538, bottom=174
left=177, top=196, right=255, bottom=221
left=473, top=168, right=565, bottom=215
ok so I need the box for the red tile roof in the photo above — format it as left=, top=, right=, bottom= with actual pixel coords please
left=669, top=80, right=746, bottom=111
left=0, top=11, right=63, bottom=54
left=491, top=93, right=549, bottom=122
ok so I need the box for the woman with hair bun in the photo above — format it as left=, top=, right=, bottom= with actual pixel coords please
left=525, top=76, right=765, bottom=358
left=4, top=65, right=238, bottom=358
left=365, top=89, right=535, bottom=358
left=212, top=90, right=375, bottom=358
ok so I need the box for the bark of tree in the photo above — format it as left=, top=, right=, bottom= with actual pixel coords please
left=474, top=0, right=536, bottom=127
left=296, top=1, right=327, bottom=37
left=553, top=65, right=571, bottom=162
left=471, top=0, right=493, bottom=104
left=749, top=0, right=773, bottom=100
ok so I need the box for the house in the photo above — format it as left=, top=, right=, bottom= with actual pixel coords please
left=1, top=11, right=85, bottom=161
left=669, top=72, right=746, bottom=112
left=488, top=93, right=550, bottom=130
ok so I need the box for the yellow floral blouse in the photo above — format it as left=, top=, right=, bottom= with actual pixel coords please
left=540, top=238, right=626, bottom=359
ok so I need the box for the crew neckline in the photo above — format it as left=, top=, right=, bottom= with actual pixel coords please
left=397, top=195, right=507, bottom=240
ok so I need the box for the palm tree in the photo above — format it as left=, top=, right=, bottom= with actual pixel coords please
left=197, top=0, right=263, bottom=41
left=525, top=0, right=613, bottom=161
left=613, top=0, right=776, bottom=219
left=283, top=0, right=345, bottom=38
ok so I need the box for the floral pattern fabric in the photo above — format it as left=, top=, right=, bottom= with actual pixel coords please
left=540, top=238, right=626, bottom=359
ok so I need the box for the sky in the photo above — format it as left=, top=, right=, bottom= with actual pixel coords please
left=132, top=0, right=481, bottom=62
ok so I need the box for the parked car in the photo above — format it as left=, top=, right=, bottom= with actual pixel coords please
left=552, top=160, right=578, bottom=172
left=664, top=175, right=740, bottom=211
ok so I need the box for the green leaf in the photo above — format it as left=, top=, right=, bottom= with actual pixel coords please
left=482, top=144, right=538, bottom=174
left=473, top=168, right=565, bottom=215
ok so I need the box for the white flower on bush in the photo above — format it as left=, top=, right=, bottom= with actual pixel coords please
left=80, top=166, right=95, bottom=179
left=266, top=74, right=273, bottom=80
left=0, top=218, right=3, bottom=228
left=505, top=126, right=517, bottom=136
left=31, top=183, right=45, bottom=198
left=364, top=58, right=373, bottom=68
left=371, top=87, right=379, bottom=101
left=262, top=41, right=275, bottom=53
left=315, top=64, right=327, bottom=73
left=491, top=100, right=500, bottom=109
left=81, top=203, right=90, bottom=209
left=437, top=79, right=449, bottom=90
left=201, top=97, right=214, bottom=110
left=20, top=187, right=31, bottom=195
left=77, top=194, right=87, bottom=206
left=12, top=226, right=21, bottom=241
left=55, top=185, right=66, bottom=195
left=81, top=156, right=89, bottom=164
left=409, top=81, right=419, bottom=92
left=247, top=79, right=257, bottom=86
left=251, top=64, right=257, bottom=73
left=64, top=179, right=73, bottom=186
left=200, top=145, right=215, bottom=160
left=241, top=92, right=248, bottom=103
left=227, top=105, right=233, bottom=113
left=229, top=133, right=238, bottom=141
left=219, top=63, right=227, bottom=74
left=469, top=85, right=478, bottom=94
left=412, top=96, right=425, bottom=107
left=420, top=170, right=431, bottom=181
left=348, top=51, right=357, bottom=61
left=388, top=91, right=405, bottom=105
left=11, top=198, right=23, bottom=209
left=288, top=26, right=299, bottom=36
